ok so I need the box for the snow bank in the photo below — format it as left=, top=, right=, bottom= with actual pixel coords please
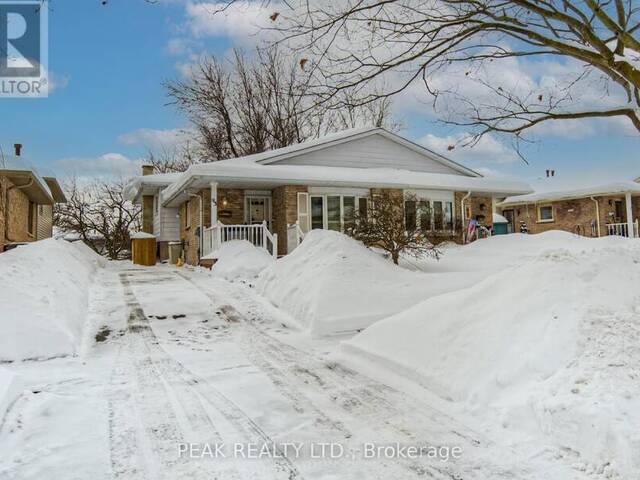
left=0, top=239, right=103, bottom=362
left=210, top=240, right=274, bottom=281
left=344, top=236, right=640, bottom=477
left=258, top=230, right=475, bottom=335
left=0, top=367, right=24, bottom=422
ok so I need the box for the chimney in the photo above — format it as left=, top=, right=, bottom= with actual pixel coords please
left=141, top=165, right=154, bottom=176
left=14, top=143, right=22, bottom=157
left=545, top=169, right=550, bottom=178
left=551, top=170, right=555, bottom=177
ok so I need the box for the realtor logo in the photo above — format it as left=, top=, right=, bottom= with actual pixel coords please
left=0, top=0, right=48, bottom=97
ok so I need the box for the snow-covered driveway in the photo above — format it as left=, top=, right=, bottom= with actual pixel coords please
left=1, top=262, right=586, bottom=480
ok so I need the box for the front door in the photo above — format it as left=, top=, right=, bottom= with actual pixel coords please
left=247, top=197, right=270, bottom=225
left=502, top=209, right=516, bottom=233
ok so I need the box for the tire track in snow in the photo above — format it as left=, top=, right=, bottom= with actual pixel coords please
left=118, top=272, right=302, bottom=480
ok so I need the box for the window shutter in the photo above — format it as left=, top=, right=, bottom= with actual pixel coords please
left=297, top=192, right=310, bottom=232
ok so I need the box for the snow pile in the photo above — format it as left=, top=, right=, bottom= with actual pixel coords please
left=0, top=239, right=104, bottom=362
left=344, top=236, right=640, bottom=477
left=258, top=230, right=470, bottom=335
left=210, top=240, right=274, bottom=281
left=0, top=367, right=24, bottom=421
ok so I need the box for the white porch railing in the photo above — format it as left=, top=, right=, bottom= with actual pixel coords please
left=202, top=221, right=278, bottom=259
left=286, top=221, right=306, bottom=253
left=606, top=220, right=639, bottom=238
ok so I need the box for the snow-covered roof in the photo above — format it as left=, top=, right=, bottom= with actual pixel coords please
left=123, top=172, right=182, bottom=201
left=160, top=161, right=532, bottom=207
left=0, top=155, right=57, bottom=204
left=493, top=213, right=508, bottom=223
left=499, top=181, right=640, bottom=206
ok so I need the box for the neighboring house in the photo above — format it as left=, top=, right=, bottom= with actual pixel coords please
left=125, top=127, right=532, bottom=265
left=0, top=144, right=67, bottom=252
left=497, top=181, right=640, bottom=238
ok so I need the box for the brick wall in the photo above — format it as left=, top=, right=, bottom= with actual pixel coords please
left=272, top=185, right=307, bottom=256
left=500, top=195, right=633, bottom=237
left=2, top=178, right=33, bottom=245
left=142, top=195, right=154, bottom=234
left=216, top=188, right=244, bottom=225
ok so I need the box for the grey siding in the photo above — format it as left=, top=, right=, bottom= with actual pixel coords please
left=36, top=204, right=53, bottom=240
left=269, top=133, right=467, bottom=175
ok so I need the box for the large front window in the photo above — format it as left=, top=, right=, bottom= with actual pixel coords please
left=408, top=196, right=454, bottom=232
left=309, top=195, right=366, bottom=232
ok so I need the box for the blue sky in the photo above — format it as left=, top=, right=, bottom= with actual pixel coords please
left=2, top=0, right=639, bottom=190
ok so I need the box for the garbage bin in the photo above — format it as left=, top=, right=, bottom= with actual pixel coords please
left=131, top=232, right=157, bottom=266
left=168, top=241, right=183, bottom=265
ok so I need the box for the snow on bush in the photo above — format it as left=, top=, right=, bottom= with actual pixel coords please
left=0, top=239, right=103, bottom=362
left=257, top=230, right=478, bottom=335
left=211, top=240, right=274, bottom=281
left=344, top=235, right=640, bottom=477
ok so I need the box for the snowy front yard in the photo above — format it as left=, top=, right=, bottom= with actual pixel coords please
left=1, top=233, right=639, bottom=479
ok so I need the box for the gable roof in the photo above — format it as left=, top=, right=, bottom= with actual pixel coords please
left=1, top=155, right=56, bottom=204
left=236, top=127, right=481, bottom=177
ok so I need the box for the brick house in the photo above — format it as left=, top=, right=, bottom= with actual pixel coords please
left=0, top=144, right=67, bottom=252
left=497, top=182, right=640, bottom=238
left=125, top=127, right=531, bottom=265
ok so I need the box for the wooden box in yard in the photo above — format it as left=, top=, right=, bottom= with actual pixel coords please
left=131, top=232, right=156, bottom=266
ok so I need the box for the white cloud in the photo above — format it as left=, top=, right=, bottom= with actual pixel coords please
left=419, top=132, right=520, bottom=165
left=184, top=1, right=280, bottom=44
left=117, top=127, right=195, bottom=150
left=54, top=153, right=139, bottom=179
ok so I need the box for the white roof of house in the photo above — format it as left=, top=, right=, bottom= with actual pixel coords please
left=124, top=127, right=533, bottom=205
left=0, top=155, right=55, bottom=203
left=499, top=181, right=640, bottom=206
left=160, top=161, right=532, bottom=206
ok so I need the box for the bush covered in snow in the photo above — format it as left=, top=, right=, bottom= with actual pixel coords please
left=0, top=239, right=103, bottom=362
left=344, top=234, right=640, bottom=477
left=210, top=240, right=274, bottom=281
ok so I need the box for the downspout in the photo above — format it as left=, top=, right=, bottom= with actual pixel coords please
left=590, top=196, right=601, bottom=237
left=5, top=177, right=34, bottom=243
left=188, top=192, right=203, bottom=261
left=460, top=191, right=471, bottom=243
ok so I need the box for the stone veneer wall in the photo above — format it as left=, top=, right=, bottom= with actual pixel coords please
left=142, top=195, right=154, bottom=234
left=1, top=177, right=33, bottom=249
left=179, top=187, right=246, bottom=265
left=272, top=185, right=308, bottom=256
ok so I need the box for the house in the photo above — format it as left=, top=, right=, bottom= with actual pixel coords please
left=0, top=144, right=67, bottom=252
left=497, top=181, right=640, bottom=238
left=125, top=127, right=532, bottom=265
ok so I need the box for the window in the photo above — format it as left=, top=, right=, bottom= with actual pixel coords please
left=538, top=204, right=554, bottom=222
left=433, top=201, right=443, bottom=230
left=343, top=196, right=356, bottom=231
left=358, top=197, right=368, bottom=222
left=311, top=196, right=324, bottom=230
left=27, top=201, right=35, bottom=235
left=444, top=202, right=453, bottom=231
left=404, top=200, right=417, bottom=230
left=418, top=201, right=432, bottom=232
left=185, top=200, right=191, bottom=228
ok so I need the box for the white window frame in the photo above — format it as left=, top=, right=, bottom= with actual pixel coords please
left=405, top=191, right=455, bottom=233
left=308, top=193, right=368, bottom=232
left=537, top=204, right=554, bottom=223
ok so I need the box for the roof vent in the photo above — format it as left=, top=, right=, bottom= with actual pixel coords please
left=14, top=143, right=22, bottom=157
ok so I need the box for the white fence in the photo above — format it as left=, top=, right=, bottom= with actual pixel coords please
left=202, top=221, right=278, bottom=259
left=606, top=220, right=639, bottom=238
left=286, top=221, right=306, bottom=254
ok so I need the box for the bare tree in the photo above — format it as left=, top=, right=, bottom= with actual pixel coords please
left=165, top=47, right=398, bottom=160
left=263, top=0, right=640, bottom=153
left=143, top=140, right=201, bottom=174
left=54, top=179, right=140, bottom=260
left=350, top=191, right=440, bottom=264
